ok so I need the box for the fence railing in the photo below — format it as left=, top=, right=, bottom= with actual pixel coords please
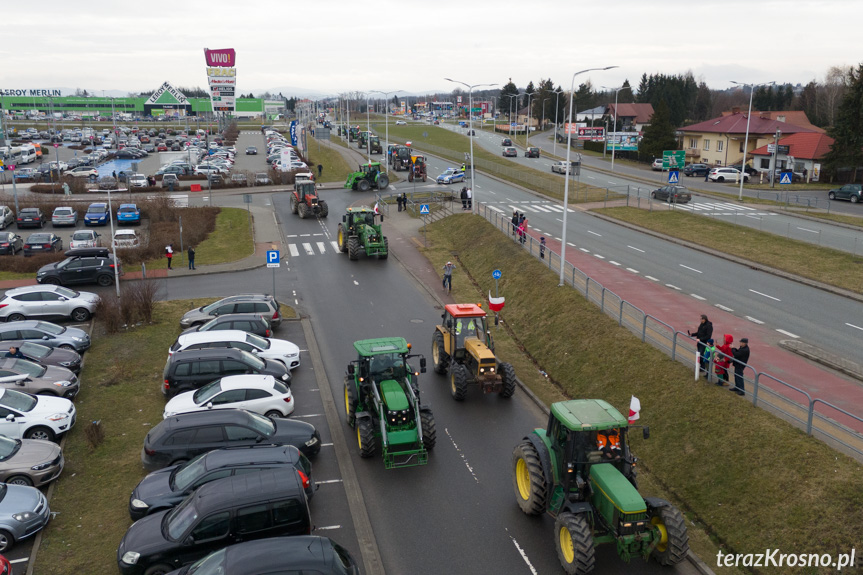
left=476, top=201, right=863, bottom=461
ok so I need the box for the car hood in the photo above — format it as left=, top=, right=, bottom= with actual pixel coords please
left=0, top=483, right=44, bottom=513
left=132, top=466, right=177, bottom=504
left=28, top=394, right=74, bottom=417
left=265, top=339, right=300, bottom=359
left=77, top=292, right=100, bottom=306
left=38, top=364, right=78, bottom=385
left=119, top=510, right=173, bottom=557
left=162, top=392, right=201, bottom=418
left=179, top=309, right=208, bottom=326
left=8, top=438, right=61, bottom=468
left=262, top=358, right=290, bottom=381
left=272, top=418, right=316, bottom=450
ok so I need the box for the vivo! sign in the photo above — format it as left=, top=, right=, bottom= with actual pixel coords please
left=204, top=48, right=236, bottom=67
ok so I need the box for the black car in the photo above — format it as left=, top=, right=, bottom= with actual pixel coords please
left=129, top=444, right=314, bottom=520
left=162, top=348, right=290, bottom=397
left=16, top=208, right=46, bottom=229
left=36, top=247, right=121, bottom=287
left=117, top=470, right=313, bottom=575
left=165, top=536, right=359, bottom=575
left=0, top=232, right=23, bottom=255
left=525, top=147, right=540, bottom=158
left=683, top=163, right=710, bottom=177
left=0, top=341, right=81, bottom=373
left=23, top=233, right=63, bottom=257
left=245, top=146, right=257, bottom=155
left=180, top=313, right=273, bottom=338
left=650, top=185, right=692, bottom=204
left=140, top=409, right=320, bottom=471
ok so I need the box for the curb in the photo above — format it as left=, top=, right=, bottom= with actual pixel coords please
left=687, top=550, right=717, bottom=575
left=778, top=339, right=863, bottom=382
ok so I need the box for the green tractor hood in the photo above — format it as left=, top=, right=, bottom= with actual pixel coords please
left=590, top=463, right=646, bottom=515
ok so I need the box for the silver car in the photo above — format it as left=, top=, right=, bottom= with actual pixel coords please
left=69, top=229, right=102, bottom=249
left=0, top=357, right=80, bottom=399
left=0, top=321, right=90, bottom=352
left=51, top=207, right=79, bottom=227
left=0, top=435, right=63, bottom=487
left=0, top=285, right=99, bottom=323
left=0, top=483, right=51, bottom=552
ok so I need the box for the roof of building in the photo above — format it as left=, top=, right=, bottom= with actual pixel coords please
left=680, top=112, right=819, bottom=136
left=576, top=106, right=608, bottom=116
left=607, top=103, right=654, bottom=123
left=720, top=110, right=825, bottom=134
left=749, top=132, right=835, bottom=160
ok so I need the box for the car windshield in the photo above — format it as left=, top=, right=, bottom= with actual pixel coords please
left=185, top=548, right=227, bottom=575
left=192, top=380, right=223, bottom=405
left=35, top=322, right=64, bottom=335
left=0, top=435, right=21, bottom=461
left=245, top=333, right=270, bottom=350
left=19, top=342, right=50, bottom=359
left=27, top=234, right=50, bottom=242
left=238, top=350, right=265, bottom=370
left=87, top=206, right=105, bottom=213
left=10, top=359, right=47, bottom=378
left=119, top=207, right=137, bottom=212
left=55, top=287, right=77, bottom=298
left=54, top=209, right=73, bottom=215
left=170, top=452, right=209, bottom=491
left=164, top=495, right=199, bottom=541
left=246, top=411, right=275, bottom=436
left=0, top=389, right=37, bottom=412
left=71, top=232, right=93, bottom=240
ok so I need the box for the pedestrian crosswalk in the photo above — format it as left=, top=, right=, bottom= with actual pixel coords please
left=488, top=201, right=575, bottom=214
left=675, top=201, right=776, bottom=216
left=285, top=237, right=341, bottom=258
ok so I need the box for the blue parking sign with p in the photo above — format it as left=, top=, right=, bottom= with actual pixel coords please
left=267, top=250, right=279, bottom=264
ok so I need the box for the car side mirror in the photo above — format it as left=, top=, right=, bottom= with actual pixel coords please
left=347, top=364, right=355, bottom=376
left=42, top=336, right=49, bottom=340
left=5, top=414, right=13, bottom=422
left=206, top=402, right=213, bottom=410
left=643, top=426, right=650, bottom=440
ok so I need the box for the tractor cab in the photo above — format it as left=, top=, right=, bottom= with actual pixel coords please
left=295, top=181, right=316, bottom=203
left=441, top=304, right=492, bottom=353
left=360, top=162, right=380, bottom=177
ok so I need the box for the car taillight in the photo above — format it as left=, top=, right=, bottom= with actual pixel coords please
left=272, top=310, right=279, bottom=320
left=144, top=447, right=156, bottom=456
left=43, top=244, right=51, bottom=249
left=283, top=396, right=292, bottom=403
left=0, top=304, right=7, bottom=309
left=265, top=329, right=271, bottom=337
left=163, top=380, right=169, bottom=391
left=297, top=470, right=310, bottom=490
left=0, top=243, right=7, bottom=247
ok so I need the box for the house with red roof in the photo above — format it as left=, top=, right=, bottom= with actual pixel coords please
left=749, top=132, right=834, bottom=182
left=606, top=103, right=655, bottom=132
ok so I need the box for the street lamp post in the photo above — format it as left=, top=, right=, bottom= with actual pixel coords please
left=105, top=188, right=121, bottom=300
left=552, top=88, right=564, bottom=156
left=523, top=90, right=537, bottom=148
left=540, top=98, right=548, bottom=137
left=364, top=94, right=372, bottom=162
left=601, top=85, right=632, bottom=172
left=730, top=80, right=775, bottom=200
left=370, top=90, right=402, bottom=173
left=559, top=66, right=617, bottom=286
left=504, top=94, right=519, bottom=137
left=445, top=79, right=498, bottom=214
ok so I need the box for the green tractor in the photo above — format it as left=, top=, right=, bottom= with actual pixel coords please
left=344, top=162, right=390, bottom=192
left=348, top=126, right=360, bottom=142
left=344, top=337, right=436, bottom=468
left=337, top=207, right=388, bottom=260
left=357, top=131, right=369, bottom=149
left=368, top=135, right=382, bottom=154
left=390, top=145, right=412, bottom=171
left=511, top=399, right=688, bottom=574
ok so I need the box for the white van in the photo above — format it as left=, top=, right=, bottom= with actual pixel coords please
left=7, top=146, right=36, bottom=164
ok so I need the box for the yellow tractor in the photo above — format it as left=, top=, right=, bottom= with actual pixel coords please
left=431, top=303, right=516, bottom=401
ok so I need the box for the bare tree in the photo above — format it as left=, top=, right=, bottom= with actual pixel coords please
left=820, top=65, right=852, bottom=128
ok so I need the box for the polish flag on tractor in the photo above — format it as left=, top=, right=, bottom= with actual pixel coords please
left=488, top=292, right=505, bottom=313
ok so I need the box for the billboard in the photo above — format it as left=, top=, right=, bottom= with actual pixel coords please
left=607, top=132, right=639, bottom=152
left=563, top=122, right=587, bottom=134
left=577, top=126, right=605, bottom=141
left=204, top=48, right=236, bottom=113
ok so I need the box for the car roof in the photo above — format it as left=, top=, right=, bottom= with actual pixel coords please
left=119, top=204, right=138, bottom=208
left=4, top=284, right=64, bottom=296
left=216, top=374, right=276, bottom=391
left=223, top=536, right=338, bottom=572
left=169, top=347, right=248, bottom=362
left=177, top=330, right=252, bottom=346
left=161, top=407, right=257, bottom=430
left=64, top=247, right=110, bottom=258
left=87, top=203, right=107, bottom=208
left=201, top=444, right=301, bottom=469
left=191, top=469, right=304, bottom=514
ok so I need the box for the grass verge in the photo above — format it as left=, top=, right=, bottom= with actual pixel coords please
left=304, top=138, right=353, bottom=184
left=593, top=207, right=863, bottom=294
left=420, top=214, right=863, bottom=572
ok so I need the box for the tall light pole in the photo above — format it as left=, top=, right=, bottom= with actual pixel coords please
left=445, top=78, right=498, bottom=214
left=504, top=94, right=519, bottom=136
left=370, top=90, right=402, bottom=173
left=540, top=98, right=548, bottom=136
left=601, top=84, right=632, bottom=172
left=523, top=90, right=537, bottom=148
left=729, top=80, right=774, bottom=200
left=551, top=88, right=564, bottom=155
left=364, top=93, right=372, bottom=162
left=559, top=66, right=617, bottom=286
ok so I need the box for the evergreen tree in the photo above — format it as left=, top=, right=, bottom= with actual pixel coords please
left=617, top=80, right=635, bottom=104
left=522, top=81, right=536, bottom=110
left=693, top=82, right=712, bottom=121
left=823, top=64, right=863, bottom=179
left=639, top=100, right=677, bottom=160
left=499, top=79, right=520, bottom=120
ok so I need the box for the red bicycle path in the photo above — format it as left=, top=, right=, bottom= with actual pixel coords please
left=522, top=224, right=863, bottom=434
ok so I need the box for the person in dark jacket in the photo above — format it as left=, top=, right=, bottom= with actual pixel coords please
left=731, top=338, right=750, bottom=396
left=688, top=315, right=713, bottom=376
left=4, top=347, right=24, bottom=359
left=511, top=211, right=519, bottom=236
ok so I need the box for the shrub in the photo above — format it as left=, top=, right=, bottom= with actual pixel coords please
left=0, top=251, right=64, bottom=274
left=125, top=280, right=161, bottom=324
left=95, top=295, right=123, bottom=334
left=83, top=420, right=105, bottom=449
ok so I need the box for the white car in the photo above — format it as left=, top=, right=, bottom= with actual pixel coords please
left=708, top=167, right=749, bottom=183
left=112, top=229, right=139, bottom=249
left=168, top=330, right=300, bottom=370
left=193, top=164, right=228, bottom=176
left=66, top=166, right=99, bottom=179
left=395, top=120, right=406, bottom=125
left=69, top=229, right=102, bottom=249
left=128, top=174, right=148, bottom=188
left=162, top=374, right=293, bottom=419
left=0, top=388, right=76, bottom=441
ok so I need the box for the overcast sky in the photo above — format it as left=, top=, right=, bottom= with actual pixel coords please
left=0, top=0, right=858, bottom=98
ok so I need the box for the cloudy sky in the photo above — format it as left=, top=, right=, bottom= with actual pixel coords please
left=0, top=0, right=858, bottom=98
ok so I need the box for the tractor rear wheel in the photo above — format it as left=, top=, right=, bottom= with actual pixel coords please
left=344, top=378, right=357, bottom=428
left=511, top=440, right=548, bottom=515
left=358, top=179, right=371, bottom=192
left=450, top=363, right=469, bottom=401
left=649, top=505, right=689, bottom=566
left=378, top=237, right=388, bottom=260
left=499, top=362, right=516, bottom=398
left=319, top=201, right=329, bottom=218
left=348, top=237, right=361, bottom=261
left=337, top=225, right=348, bottom=253
left=357, top=418, right=375, bottom=458
left=377, top=174, right=389, bottom=189
left=290, top=195, right=298, bottom=214
left=420, top=408, right=436, bottom=450
left=432, top=331, right=449, bottom=374
left=298, top=203, right=307, bottom=219
left=555, top=512, right=595, bottom=575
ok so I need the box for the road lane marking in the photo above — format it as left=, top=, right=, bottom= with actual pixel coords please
left=353, top=280, right=359, bottom=286
left=316, top=479, right=344, bottom=484
left=316, top=242, right=327, bottom=254
left=691, top=294, right=706, bottom=300
left=293, top=413, right=324, bottom=418
left=749, top=289, right=780, bottom=301
left=847, top=323, right=863, bottom=332
left=666, top=284, right=681, bottom=290
left=679, top=264, right=703, bottom=274
left=554, top=237, right=561, bottom=241
left=303, top=243, right=315, bottom=256
left=776, top=329, right=800, bottom=338
left=289, top=244, right=300, bottom=257
left=446, top=428, right=479, bottom=483
left=746, top=316, right=765, bottom=324
left=489, top=205, right=504, bottom=213
left=567, top=242, right=576, bottom=247
left=579, top=248, right=589, bottom=253
left=610, top=261, right=620, bottom=266
left=715, top=304, right=734, bottom=312
left=330, top=241, right=340, bottom=252
left=626, top=268, right=639, bottom=274
left=587, top=230, right=601, bottom=237
left=627, top=245, right=645, bottom=253
left=593, top=254, right=605, bottom=259
left=509, top=534, right=539, bottom=575
left=797, top=227, right=818, bottom=234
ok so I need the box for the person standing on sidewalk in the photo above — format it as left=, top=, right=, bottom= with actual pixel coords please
left=165, top=244, right=174, bottom=270
left=396, top=194, right=402, bottom=212
left=465, top=187, right=472, bottom=209
left=715, top=334, right=733, bottom=386
left=688, top=314, right=713, bottom=376
left=731, top=338, right=750, bottom=396
left=188, top=246, right=196, bottom=270
left=540, top=236, right=546, bottom=259
left=511, top=211, right=519, bottom=236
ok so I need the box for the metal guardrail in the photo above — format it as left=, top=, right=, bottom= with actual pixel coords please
left=475, top=201, right=863, bottom=461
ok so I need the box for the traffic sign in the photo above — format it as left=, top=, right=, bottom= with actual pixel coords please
left=662, top=150, right=685, bottom=170
left=492, top=269, right=502, bottom=279
left=668, top=170, right=680, bottom=184
left=53, top=143, right=60, bottom=149
left=780, top=171, right=792, bottom=185
left=266, top=250, right=280, bottom=268
left=420, top=204, right=430, bottom=214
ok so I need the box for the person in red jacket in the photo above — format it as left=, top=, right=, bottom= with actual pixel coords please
left=715, top=334, right=733, bottom=386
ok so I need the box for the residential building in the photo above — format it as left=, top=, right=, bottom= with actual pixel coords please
left=749, top=132, right=834, bottom=182
left=606, top=103, right=654, bottom=132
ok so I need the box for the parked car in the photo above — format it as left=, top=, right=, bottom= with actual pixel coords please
left=22, top=233, right=62, bottom=257
left=51, top=207, right=78, bottom=227
left=436, top=168, right=465, bottom=185
left=525, top=146, right=540, bottom=158
left=83, top=203, right=110, bottom=226
left=395, top=120, right=406, bottom=125
left=163, top=374, right=294, bottom=419
left=140, top=409, right=320, bottom=471
left=129, top=444, right=314, bottom=521
left=254, top=173, right=272, bottom=186
left=117, top=470, right=312, bottom=575
left=12, top=168, right=39, bottom=182
left=708, top=167, right=749, bottom=183
left=113, top=229, right=140, bottom=249
left=0, top=233, right=23, bottom=255
left=0, top=483, right=51, bottom=553
left=682, top=163, right=710, bottom=177
left=117, top=203, right=141, bottom=225
left=65, top=166, right=98, bottom=179
left=0, top=357, right=79, bottom=399
left=0, top=435, right=63, bottom=487
left=502, top=147, right=517, bottom=157
left=128, top=174, right=148, bottom=188
left=161, top=174, right=180, bottom=189
left=230, top=173, right=247, bottom=186
left=179, top=314, right=274, bottom=339
left=827, top=183, right=862, bottom=204
left=36, top=248, right=120, bottom=288
left=16, top=208, right=46, bottom=229
left=0, top=320, right=90, bottom=352
left=179, top=295, right=282, bottom=329
left=156, top=165, right=186, bottom=176
left=0, top=285, right=98, bottom=323
left=650, top=185, right=692, bottom=204
left=651, top=159, right=665, bottom=171
left=68, top=230, right=102, bottom=249
left=0, top=207, right=13, bottom=230
left=245, top=146, right=257, bottom=155
left=162, top=348, right=290, bottom=398
left=98, top=177, right=118, bottom=190
left=0, top=387, right=76, bottom=441
left=169, top=330, right=299, bottom=370
left=0, top=341, right=81, bottom=374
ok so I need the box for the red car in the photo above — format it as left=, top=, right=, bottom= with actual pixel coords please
left=0, top=554, right=10, bottom=574
left=156, top=143, right=168, bottom=152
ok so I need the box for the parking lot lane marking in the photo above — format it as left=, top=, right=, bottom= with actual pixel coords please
left=679, top=264, right=703, bottom=274
left=745, top=316, right=765, bottom=324
left=691, top=294, right=706, bottom=301
left=508, top=534, right=539, bottom=575
left=320, top=442, right=334, bottom=447
left=587, top=230, right=601, bottom=237
left=9, top=558, right=28, bottom=564
left=645, top=275, right=659, bottom=281
left=353, top=280, right=359, bottom=286
left=666, top=284, right=681, bottom=290
left=749, top=289, right=780, bottom=302
left=715, top=304, right=734, bottom=312
left=292, top=413, right=324, bottom=418
left=776, top=329, right=800, bottom=338
left=288, top=245, right=300, bottom=257
left=446, top=427, right=479, bottom=483
left=317, top=479, right=344, bottom=484
left=316, top=242, right=327, bottom=254
left=847, top=323, right=863, bottom=332
left=302, top=243, right=314, bottom=256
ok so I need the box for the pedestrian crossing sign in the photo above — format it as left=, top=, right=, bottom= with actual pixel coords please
left=780, top=172, right=792, bottom=184
left=420, top=204, right=430, bottom=214
left=668, top=170, right=679, bottom=184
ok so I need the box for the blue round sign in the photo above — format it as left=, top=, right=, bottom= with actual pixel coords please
left=492, top=269, right=502, bottom=279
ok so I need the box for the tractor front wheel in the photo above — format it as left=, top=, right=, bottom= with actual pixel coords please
left=298, top=203, right=307, bottom=219
left=378, top=237, right=388, bottom=260
left=377, top=174, right=389, bottom=189
left=499, top=362, right=516, bottom=398
left=344, top=378, right=357, bottom=428
left=450, top=363, right=469, bottom=401
left=290, top=196, right=298, bottom=214
left=432, top=331, right=449, bottom=374
left=348, top=237, right=361, bottom=261
left=357, top=418, right=375, bottom=458
left=337, top=225, right=348, bottom=253
left=511, top=440, right=548, bottom=515
left=319, top=201, right=329, bottom=218
left=420, top=408, right=436, bottom=450
left=555, top=513, right=595, bottom=575
left=650, top=505, right=689, bottom=566
left=358, top=179, right=371, bottom=192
